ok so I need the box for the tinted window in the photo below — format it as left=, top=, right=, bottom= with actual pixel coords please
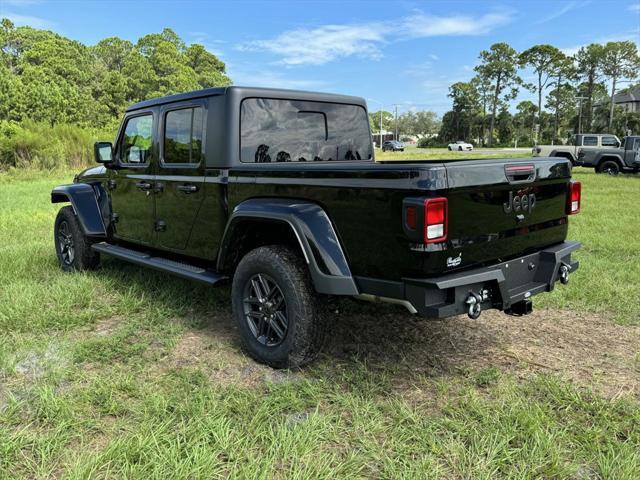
left=120, top=114, right=153, bottom=164
left=601, top=136, right=618, bottom=147
left=240, top=98, right=372, bottom=163
left=634, top=138, right=640, bottom=151
left=582, top=136, right=598, bottom=146
left=164, top=107, right=203, bottom=164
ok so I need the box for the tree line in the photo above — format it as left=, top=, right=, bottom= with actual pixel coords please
left=0, top=19, right=231, bottom=129
left=441, top=41, right=640, bottom=146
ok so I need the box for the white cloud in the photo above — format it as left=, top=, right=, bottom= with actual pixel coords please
left=628, top=3, right=640, bottom=13
left=2, top=12, right=53, bottom=29
left=226, top=65, right=328, bottom=90
left=428, top=53, right=439, bottom=61
left=238, top=24, right=385, bottom=66
left=400, top=12, right=512, bottom=38
left=534, top=1, right=589, bottom=25
left=238, top=10, right=512, bottom=66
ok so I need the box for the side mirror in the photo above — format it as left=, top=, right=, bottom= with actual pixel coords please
left=94, top=141, right=113, bottom=164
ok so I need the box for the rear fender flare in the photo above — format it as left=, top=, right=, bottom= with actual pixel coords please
left=51, top=184, right=107, bottom=237
left=218, top=198, right=358, bottom=295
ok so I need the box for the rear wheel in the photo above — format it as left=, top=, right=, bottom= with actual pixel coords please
left=448, top=146, right=452, bottom=151
left=598, top=160, right=620, bottom=175
left=231, top=245, right=325, bottom=368
left=458, top=146, right=463, bottom=151
left=54, top=206, right=100, bottom=272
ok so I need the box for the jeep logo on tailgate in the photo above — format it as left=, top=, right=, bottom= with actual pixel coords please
left=503, top=191, right=536, bottom=214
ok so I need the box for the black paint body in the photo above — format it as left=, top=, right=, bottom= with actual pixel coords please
left=52, top=87, right=580, bottom=317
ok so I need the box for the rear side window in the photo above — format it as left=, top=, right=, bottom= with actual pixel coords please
left=582, top=136, right=597, bottom=146
left=120, top=114, right=153, bottom=164
left=240, top=98, right=372, bottom=163
left=164, top=107, right=204, bottom=164
left=601, top=136, right=618, bottom=147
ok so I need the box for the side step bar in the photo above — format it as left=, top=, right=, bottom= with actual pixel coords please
left=92, top=242, right=227, bottom=285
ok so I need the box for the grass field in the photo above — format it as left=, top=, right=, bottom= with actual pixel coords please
left=1, top=161, right=639, bottom=478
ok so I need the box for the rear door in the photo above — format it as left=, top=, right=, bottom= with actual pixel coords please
left=109, top=111, right=156, bottom=245
left=579, top=134, right=600, bottom=164
left=154, top=101, right=207, bottom=252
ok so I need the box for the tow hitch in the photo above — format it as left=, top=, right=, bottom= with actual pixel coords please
left=559, top=263, right=571, bottom=284
left=465, top=289, right=490, bottom=319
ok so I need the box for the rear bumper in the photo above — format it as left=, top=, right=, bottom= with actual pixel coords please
left=357, top=241, right=580, bottom=318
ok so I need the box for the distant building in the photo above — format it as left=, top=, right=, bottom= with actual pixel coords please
left=613, top=86, right=640, bottom=113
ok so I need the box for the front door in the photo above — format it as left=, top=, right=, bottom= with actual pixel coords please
left=109, top=112, right=156, bottom=245
left=154, top=103, right=206, bottom=252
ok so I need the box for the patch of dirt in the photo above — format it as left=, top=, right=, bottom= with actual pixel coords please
left=156, top=302, right=639, bottom=399
left=14, top=343, right=65, bottom=380
left=92, top=316, right=124, bottom=337
left=324, top=306, right=640, bottom=399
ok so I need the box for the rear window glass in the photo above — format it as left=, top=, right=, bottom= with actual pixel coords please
left=582, top=136, right=598, bottom=146
left=240, top=98, right=372, bottom=163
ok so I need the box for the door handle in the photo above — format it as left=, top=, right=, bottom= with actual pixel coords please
left=177, top=184, right=198, bottom=193
left=135, top=181, right=152, bottom=191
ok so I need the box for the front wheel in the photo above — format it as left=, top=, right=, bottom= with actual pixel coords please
left=448, top=146, right=452, bottom=151
left=54, top=206, right=100, bottom=272
left=231, top=246, right=325, bottom=368
left=598, top=160, right=620, bottom=175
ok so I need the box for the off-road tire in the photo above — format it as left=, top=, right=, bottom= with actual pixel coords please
left=231, top=245, right=325, bottom=368
left=448, top=146, right=452, bottom=151
left=597, top=160, right=620, bottom=175
left=54, top=206, right=100, bottom=272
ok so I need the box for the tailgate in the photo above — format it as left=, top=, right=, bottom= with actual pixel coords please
left=424, top=158, right=572, bottom=275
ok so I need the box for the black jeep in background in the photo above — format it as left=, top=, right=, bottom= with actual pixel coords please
left=52, top=87, right=581, bottom=368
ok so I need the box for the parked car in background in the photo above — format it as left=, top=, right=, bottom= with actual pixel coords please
left=448, top=141, right=473, bottom=151
left=382, top=140, right=404, bottom=152
left=533, top=133, right=620, bottom=165
left=576, top=135, right=640, bottom=174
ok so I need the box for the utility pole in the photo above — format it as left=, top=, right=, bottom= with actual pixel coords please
left=394, top=105, right=398, bottom=141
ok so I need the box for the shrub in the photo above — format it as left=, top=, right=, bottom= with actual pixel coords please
left=0, top=121, right=117, bottom=171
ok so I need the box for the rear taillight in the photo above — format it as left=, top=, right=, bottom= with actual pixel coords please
left=567, top=181, right=581, bottom=215
left=424, top=197, right=448, bottom=243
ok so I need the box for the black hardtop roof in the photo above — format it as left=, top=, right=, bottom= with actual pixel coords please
left=126, top=86, right=367, bottom=112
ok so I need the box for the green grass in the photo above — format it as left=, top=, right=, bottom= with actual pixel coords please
left=0, top=166, right=639, bottom=478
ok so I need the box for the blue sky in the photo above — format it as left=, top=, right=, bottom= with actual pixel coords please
left=1, top=0, right=639, bottom=115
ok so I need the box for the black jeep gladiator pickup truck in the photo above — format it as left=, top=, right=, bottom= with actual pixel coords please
left=52, top=87, right=581, bottom=368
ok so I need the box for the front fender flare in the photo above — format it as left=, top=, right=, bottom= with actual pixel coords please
left=218, top=198, right=358, bottom=296
left=51, top=184, right=106, bottom=237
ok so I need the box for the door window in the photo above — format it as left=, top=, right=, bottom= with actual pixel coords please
left=582, top=136, right=597, bottom=146
left=163, top=107, right=204, bottom=165
left=120, top=114, right=153, bottom=164
left=601, top=136, right=618, bottom=147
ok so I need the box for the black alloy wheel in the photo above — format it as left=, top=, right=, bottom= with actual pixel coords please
left=57, top=220, right=75, bottom=266
left=242, top=273, right=288, bottom=346
left=54, top=205, right=100, bottom=272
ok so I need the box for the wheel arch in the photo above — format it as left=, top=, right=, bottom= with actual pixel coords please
left=217, top=198, right=358, bottom=295
left=51, top=184, right=107, bottom=237
left=596, top=155, right=623, bottom=170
